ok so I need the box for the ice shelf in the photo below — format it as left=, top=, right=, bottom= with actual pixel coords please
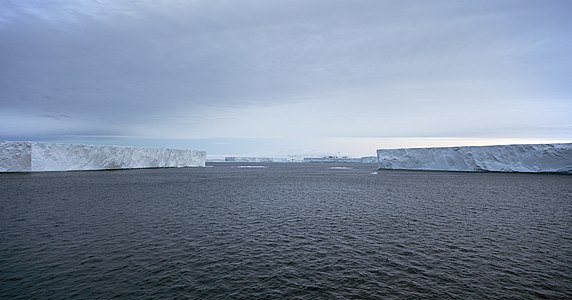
left=0, top=141, right=206, bottom=172
left=377, top=143, right=572, bottom=174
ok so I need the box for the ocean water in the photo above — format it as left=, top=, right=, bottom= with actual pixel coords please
left=1, top=163, right=571, bottom=299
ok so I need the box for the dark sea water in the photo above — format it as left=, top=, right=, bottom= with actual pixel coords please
left=1, top=163, right=571, bottom=299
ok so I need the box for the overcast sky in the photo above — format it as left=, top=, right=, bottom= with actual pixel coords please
left=1, top=0, right=571, bottom=157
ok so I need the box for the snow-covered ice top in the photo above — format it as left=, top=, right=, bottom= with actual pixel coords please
left=377, top=143, right=572, bottom=174
left=0, top=141, right=206, bottom=172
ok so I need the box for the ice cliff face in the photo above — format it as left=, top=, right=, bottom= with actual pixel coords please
left=0, top=141, right=206, bottom=172
left=0, top=141, right=32, bottom=172
left=377, top=143, right=572, bottom=174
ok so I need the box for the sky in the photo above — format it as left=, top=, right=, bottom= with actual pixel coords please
left=1, top=0, right=571, bottom=157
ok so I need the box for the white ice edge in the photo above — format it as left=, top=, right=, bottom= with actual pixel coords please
left=0, top=141, right=206, bottom=172
left=377, top=143, right=572, bottom=174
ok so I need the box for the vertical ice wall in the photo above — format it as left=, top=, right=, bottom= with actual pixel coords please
left=377, top=143, right=572, bottom=173
left=0, top=142, right=206, bottom=172
left=0, top=141, right=32, bottom=172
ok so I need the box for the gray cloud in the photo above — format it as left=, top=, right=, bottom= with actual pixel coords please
left=37, top=114, right=71, bottom=120
left=1, top=0, right=571, bottom=155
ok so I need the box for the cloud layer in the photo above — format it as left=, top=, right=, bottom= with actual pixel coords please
left=1, top=0, right=571, bottom=155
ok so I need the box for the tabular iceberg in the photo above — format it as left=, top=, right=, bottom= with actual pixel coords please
left=225, top=157, right=274, bottom=163
left=377, top=143, right=572, bottom=174
left=360, top=156, right=378, bottom=164
left=0, top=141, right=206, bottom=172
left=303, top=157, right=362, bottom=163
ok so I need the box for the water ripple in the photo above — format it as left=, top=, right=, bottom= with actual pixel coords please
left=1, top=163, right=571, bottom=299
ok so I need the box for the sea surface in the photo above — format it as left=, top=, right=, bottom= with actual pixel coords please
left=1, top=163, right=571, bottom=299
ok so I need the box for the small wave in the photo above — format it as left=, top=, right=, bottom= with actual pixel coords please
left=235, top=166, right=268, bottom=169
left=329, top=167, right=352, bottom=170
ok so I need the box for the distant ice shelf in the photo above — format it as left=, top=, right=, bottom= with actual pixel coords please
left=377, top=143, right=572, bottom=174
left=224, top=157, right=303, bottom=162
left=221, top=156, right=377, bottom=164
left=0, top=141, right=206, bottom=172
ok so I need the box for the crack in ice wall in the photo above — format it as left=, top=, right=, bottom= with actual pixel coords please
left=0, top=141, right=206, bottom=172
left=377, top=143, right=572, bottom=174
